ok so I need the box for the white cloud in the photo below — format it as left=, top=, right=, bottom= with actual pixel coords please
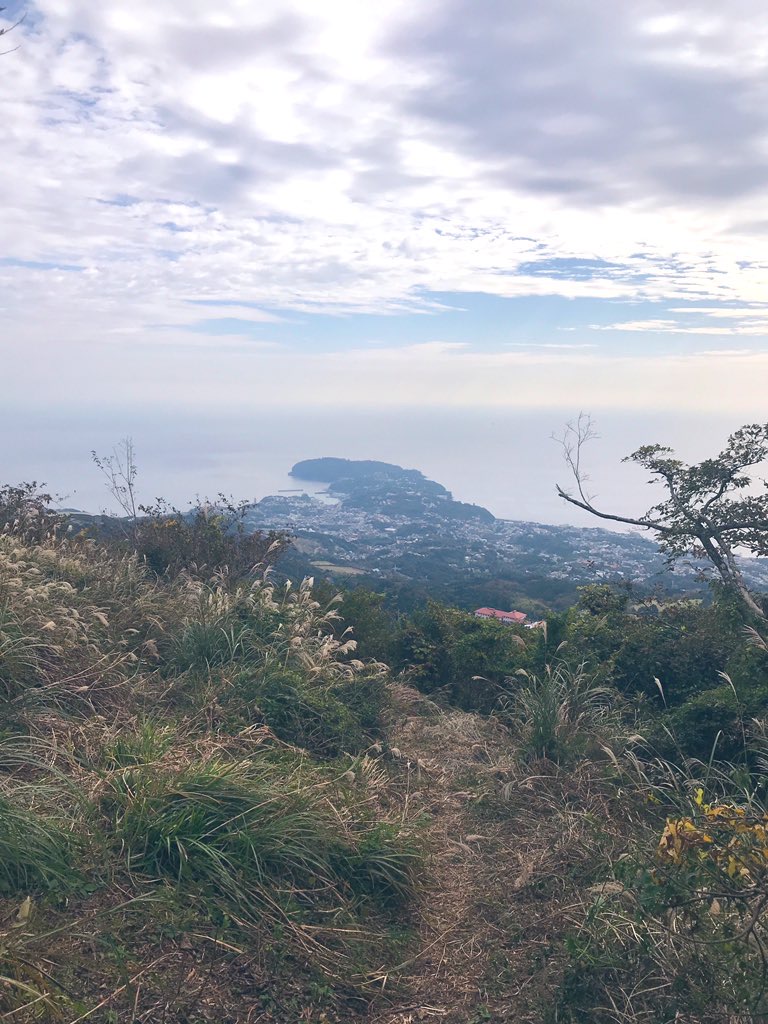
left=692, top=348, right=755, bottom=356
left=507, top=342, right=597, bottom=350
left=597, top=313, right=768, bottom=335
left=2, top=0, right=768, bottom=391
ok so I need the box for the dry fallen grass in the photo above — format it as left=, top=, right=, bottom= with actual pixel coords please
left=360, top=702, right=625, bottom=1024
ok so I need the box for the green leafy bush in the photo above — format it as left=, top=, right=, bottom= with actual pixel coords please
left=563, top=586, right=742, bottom=707
left=653, top=678, right=768, bottom=763
left=398, top=600, right=531, bottom=709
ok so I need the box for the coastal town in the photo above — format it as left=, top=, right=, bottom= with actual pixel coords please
left=242, top=480, right=757, bottom=606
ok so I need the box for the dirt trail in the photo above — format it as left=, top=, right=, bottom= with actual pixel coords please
left=365, top=699, right=538, bottom=1024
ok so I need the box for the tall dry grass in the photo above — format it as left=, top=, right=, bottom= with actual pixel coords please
left=0, top=529, right=421, bottom=1021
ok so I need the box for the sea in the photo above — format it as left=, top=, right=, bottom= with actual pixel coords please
left=2, top=406, right=743, bottom=531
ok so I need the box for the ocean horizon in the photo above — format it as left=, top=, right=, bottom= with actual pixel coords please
left=3, top=405, right=744, bottom=532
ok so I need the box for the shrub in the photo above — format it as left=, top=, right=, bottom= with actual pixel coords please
left=657, top=682, right=747, bottom=761
left=398, top=600, right=531, bottom=709
left=551, top=751, right=768, bottom=1023
left=653, top=677, right=768, bottom=764
left=497, top=662, right=622, bottom=764
left=131, top=498, right=288, bottom=580
left=337, top=588, right=397, bottom=662
left=563, top=588, right=743, bottom=708
left=612, top=603, right=736, bottom=705
left=169, top=574, right=372, bottom=677
left=0, top=514, right=417, bottom=1018
left=0, top=482, right=62, bottom=543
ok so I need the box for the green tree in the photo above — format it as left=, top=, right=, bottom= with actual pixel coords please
left=338, top=588, right=397, bottom=663
left=556, top=416, right=768, bottom=621
left=398, top=600, right=530, bottom=708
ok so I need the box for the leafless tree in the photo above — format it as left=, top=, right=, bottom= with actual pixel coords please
left=92, top=437, right=140, bottom=521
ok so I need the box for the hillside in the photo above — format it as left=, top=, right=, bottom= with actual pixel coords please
left=291, top=456, right=494, bottom=524
left=62, top=459, right=768, bottom=613
left=0, top=530, right=421, bottom=1021
left=3, top=496, right=768, bottom=1021
left=291, top=457, right=440, bottom=488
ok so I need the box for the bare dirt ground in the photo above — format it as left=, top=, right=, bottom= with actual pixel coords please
left=363, top=693, right=595, bottom=1024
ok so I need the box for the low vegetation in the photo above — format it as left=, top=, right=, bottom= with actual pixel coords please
left=3, top=469, right=768, bottom=1021
left=0, top=491, right=423, bottom=1021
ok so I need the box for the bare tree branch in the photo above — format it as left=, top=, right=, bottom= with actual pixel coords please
left=91, top=438, right=139, bottom=521
left=555, top=485, right=674, bottom=534
left=0, top=8, right=25, bottom=56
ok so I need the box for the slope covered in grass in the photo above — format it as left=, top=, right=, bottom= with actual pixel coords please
left=0, top=532, right=423, bottom=1022
left=4, top=518, right=768, bottom=1022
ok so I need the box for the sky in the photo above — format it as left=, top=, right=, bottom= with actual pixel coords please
left=2, top=1, right=768, bottom=515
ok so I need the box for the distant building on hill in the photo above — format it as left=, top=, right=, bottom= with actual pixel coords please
left=474, top=607, right=527, bottom=625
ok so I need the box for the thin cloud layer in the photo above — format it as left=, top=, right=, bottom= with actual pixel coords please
left=1, top=0, right=767, bottom=411
left=392, top=0, right=768, bottom=204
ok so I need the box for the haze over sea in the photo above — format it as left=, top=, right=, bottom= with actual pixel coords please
left=3, top=405, right=743, bottom=530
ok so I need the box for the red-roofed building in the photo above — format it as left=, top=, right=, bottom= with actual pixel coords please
left=474, top=607, right=527, bottom=625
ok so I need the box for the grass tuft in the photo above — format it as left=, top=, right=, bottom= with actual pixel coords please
left=497, top=661, right=622, bottom=764
left=0, top=795, right=75, bottom=896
